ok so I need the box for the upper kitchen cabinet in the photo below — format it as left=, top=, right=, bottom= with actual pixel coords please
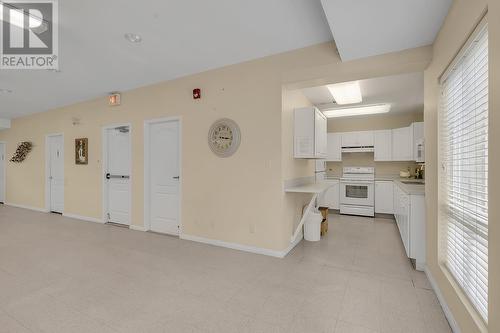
left=373, top=130, right=392, bottom=161
left=412, top=122, right=425, bottom=162
left=294, top=107, right=327, bottom=159
left=326, top=133, right=342, bottom=161
left=392, top=126, right=413, bottom=161
left=341, top=131, right=373, bottom=147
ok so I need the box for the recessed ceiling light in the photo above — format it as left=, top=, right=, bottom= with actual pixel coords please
left=124, top=33, right=142, bottom=43
left=327, top=81, right=362, bottom=105
left=323, top=104, right=391, bottom=118
left=0, top=89, right=13, bottom=94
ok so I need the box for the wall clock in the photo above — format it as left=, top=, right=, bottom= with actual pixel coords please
left=208, top=118, right=241, bottom=158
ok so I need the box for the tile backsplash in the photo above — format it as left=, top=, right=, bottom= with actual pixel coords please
left=326, top=152, right=420, bottom=177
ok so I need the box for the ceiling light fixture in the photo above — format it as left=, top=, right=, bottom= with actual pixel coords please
left=327, top=81, right=362, bottom=105
left=124, top=33, right=142, bottom=43
left=323, top=104, right=391, bottom=118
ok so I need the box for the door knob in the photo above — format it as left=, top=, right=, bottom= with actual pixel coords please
left=106, top=173, right=111, bottom=180
left=173, top=176, right=180, bottom=180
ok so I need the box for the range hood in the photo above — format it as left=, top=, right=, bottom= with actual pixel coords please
left=341, top=146, right=374, bottom=153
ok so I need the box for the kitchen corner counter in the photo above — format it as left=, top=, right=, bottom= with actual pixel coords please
left=284, top=182, right=332, bottom=194
left=393, top=180, right=425, bottom=195
left=375, top=176, right=425, bottom=195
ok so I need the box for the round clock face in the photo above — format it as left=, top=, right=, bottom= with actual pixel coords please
left=208, top=118, right=241, bottom=157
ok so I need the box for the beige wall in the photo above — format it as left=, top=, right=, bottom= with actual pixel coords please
left=327, top=155, right=419, bottom=178
left=1, top=58, right=287, bottom=251
left=327, top=111, right=423, bottom=132
left=281, top=88, right=314, bottom=245
left=0, top=42, right=432, bottom=253
left=424, top=0, right=499, bottom=332
left=326, top=111, right=423, bottom=177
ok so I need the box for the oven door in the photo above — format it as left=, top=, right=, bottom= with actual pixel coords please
left=340, top=181, right=374, bottom=206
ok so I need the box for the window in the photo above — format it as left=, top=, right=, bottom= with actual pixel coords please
left=440, top=21, right=488, bottom=322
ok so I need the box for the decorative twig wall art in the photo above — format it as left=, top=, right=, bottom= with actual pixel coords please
left=75, top=138, right=88, bottom=165
left=10, top=141, right=33, bottom=163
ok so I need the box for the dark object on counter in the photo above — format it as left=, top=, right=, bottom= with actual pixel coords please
left=415, top=165, right=425, bottom=179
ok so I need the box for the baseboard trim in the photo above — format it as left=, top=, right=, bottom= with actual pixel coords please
left=129, top=224, right=147, bottom=232
left=63, top=213, right=104, bottom=224
left=4, top=203, right=49, bottom=213
left=425, top=266, right=461, bottom=333
left=180, top=233, right=300, bottom=258
left=284, top=232, right=303, bottom=256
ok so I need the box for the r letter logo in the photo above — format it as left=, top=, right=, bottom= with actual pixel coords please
left=0, top=0, right=58, bottom=69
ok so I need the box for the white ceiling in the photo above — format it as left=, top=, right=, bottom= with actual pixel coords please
left=0, top=0, right=333, bottom=119
left=301, top=72, right=424, bottom=114
left=320, top=0, right=452, bottom=61
left=0, top=1, right=452, bottom=119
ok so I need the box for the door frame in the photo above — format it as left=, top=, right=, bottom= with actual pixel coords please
left=102, top=123, right=132, bottom=225
left=0, top=141, right=6, bottom=203
left=45, top=133, right=64, bottom=213
left=143, top=116, right=182, bottom=235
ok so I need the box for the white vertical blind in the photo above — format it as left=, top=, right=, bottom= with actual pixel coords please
left=440, top=23, right=488, bottom=322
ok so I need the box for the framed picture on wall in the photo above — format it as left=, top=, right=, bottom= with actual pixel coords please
left=75, top=138, right=88, bottom=165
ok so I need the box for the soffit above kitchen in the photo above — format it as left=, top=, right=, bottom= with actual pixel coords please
left=301, top=72, right=423, bottom=115
left=0, top=0, right=333, bottom=119
left=320, top=0, right=453, bottom=61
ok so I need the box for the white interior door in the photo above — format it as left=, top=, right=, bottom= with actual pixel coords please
left=48, top=135, right=64, bottom=213
left=105, top=126, right=131, bottom=225
left=148, top=120, right=180, bottom=235
left=0, top=143, right=5, bottom=203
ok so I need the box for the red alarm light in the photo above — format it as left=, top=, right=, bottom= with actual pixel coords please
left=193, top=88, right=201, bottom=99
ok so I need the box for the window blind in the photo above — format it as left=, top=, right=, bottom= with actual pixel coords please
left=440, top=23, right=488, bottom=322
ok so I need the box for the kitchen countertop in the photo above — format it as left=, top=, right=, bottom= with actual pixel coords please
left=393, top=179, right=425, bottom=195
left=376, top=176, right=426, bottom=195
left=284, top=182, right=333, bottom=194
left=325, top=175, right=425, bottom=195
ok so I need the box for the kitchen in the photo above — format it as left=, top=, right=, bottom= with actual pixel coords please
left=290, top=72, right=427, bottom=271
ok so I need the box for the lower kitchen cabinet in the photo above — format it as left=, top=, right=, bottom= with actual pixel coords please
left=375, top=181, right=394, bottom=214
left=393, top=183, right=426, bottom=271
left=318, top=180, right=339, bottom=210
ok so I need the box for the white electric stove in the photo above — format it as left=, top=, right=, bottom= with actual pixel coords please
left=340, top=167, right=375, bottom=217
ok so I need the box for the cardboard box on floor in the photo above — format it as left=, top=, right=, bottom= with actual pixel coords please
left=318, top=207, right=328, bottom=236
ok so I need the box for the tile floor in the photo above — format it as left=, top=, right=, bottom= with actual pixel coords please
left=0, top=205, right=451, bottom=332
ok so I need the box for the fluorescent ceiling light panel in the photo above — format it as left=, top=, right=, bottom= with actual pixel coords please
left=323, top=104, right=391, bottom=118
left=327, top=81, right=362, bottom=104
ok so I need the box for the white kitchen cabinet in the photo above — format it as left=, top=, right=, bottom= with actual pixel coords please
left=294, top=107, right=327, bottom=159
left=375, top=181, right=394, bottom=214
left=373, top=130, right=392, bottom=161
left=318, top=180, right=340, bottom=210
left=357, top=131, right=374, bottom=147
left=315, top=109, right=328, bottom=157
left=392, top=126, right=413, bottom=161
left=341, top=132, right=357, bottom=147
left=393, top=182, right=426, bottom=271
left=326, top=133, right=342, bottom=161
left=341, top=131, right=374, bottom=147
